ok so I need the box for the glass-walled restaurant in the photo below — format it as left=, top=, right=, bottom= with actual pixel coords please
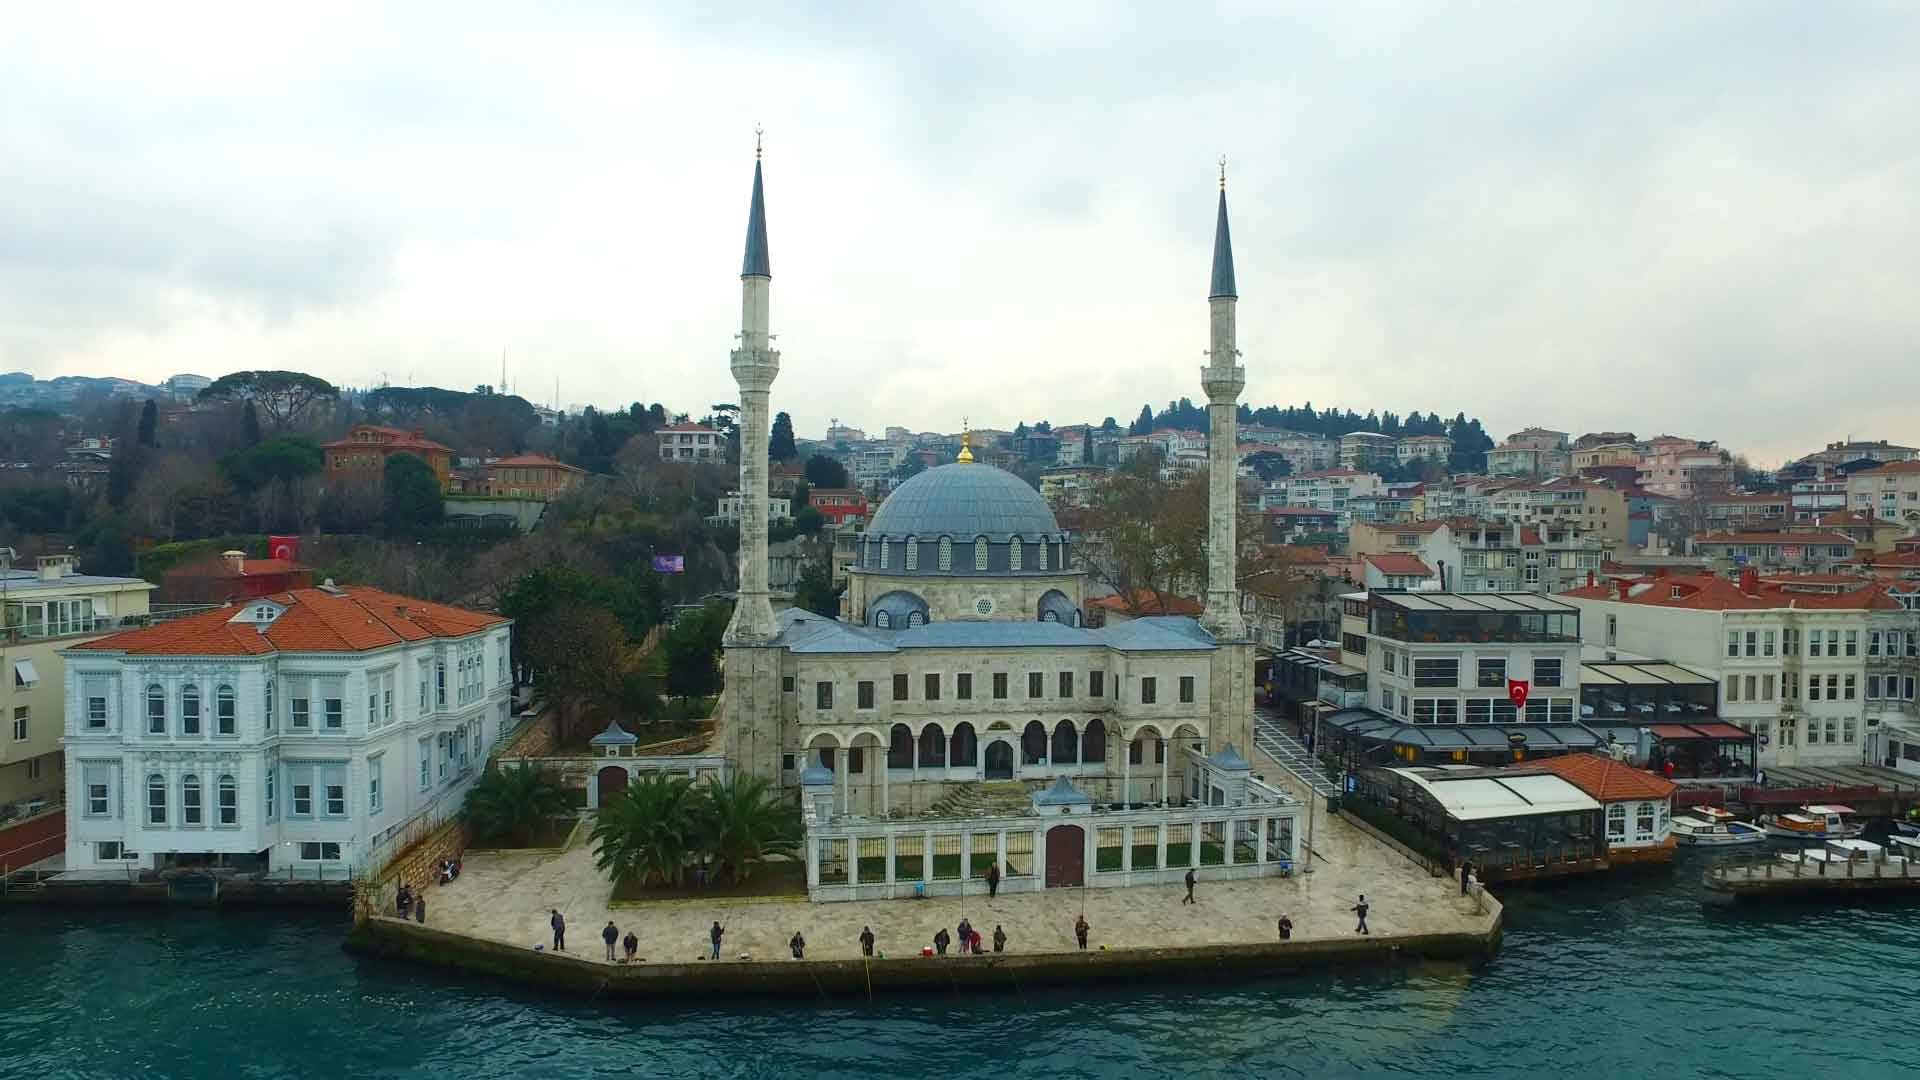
left=1578, top=659, right=1756, bottom=779
left=1352, top=765, right=1608, bottom=882
left=1368, top=592, right=1579, bottom=645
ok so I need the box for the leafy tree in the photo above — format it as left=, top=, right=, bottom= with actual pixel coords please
left=0, top=485, right=75, bottom=533
left=662, top=602, right=728, bottom=700
left=137, top=400, right=158, bottom=448
left=691, top=774, right=800, bottom=884
left=240, top=401, right=262, bottom=447
left=1129, top=404, right=1154, bottom=435
left=1244, top=451, right=1293, bottom=481
left=1081, top=427, right=1094, bottom=464
left=220, top=436, right=322, bottom=491
left=527, top=606, right=632, bottom=743
left=769, top=410, right=797, bottom=462
left=1101, top=416, right=1118, bottom=432
left=198, top=370, right=339, bottom=430
left=465, top=763, right=570, bottom=846
left=592, top=772, right=698, bottom=887
left=382, top=452, right=444, bottom=534
left=793, top=561, right=842, bottom=618
left=803, top=454, right=849, bottom=489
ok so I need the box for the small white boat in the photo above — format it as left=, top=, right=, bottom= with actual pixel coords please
left=1671, top=807, right=1765, bottom=847
left=1761, top=804, right=1863, bottom=841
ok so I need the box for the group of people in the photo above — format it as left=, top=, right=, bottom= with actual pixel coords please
left=929, top=918, right=1004, bottom=956
left=601, top=920, right=639, bottom=962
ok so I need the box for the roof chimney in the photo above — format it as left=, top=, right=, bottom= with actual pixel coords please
left=36, top=554, right=74, bottom=580
left=1586, top=569, right=1596, bottom=588
left=222, top=550, right=247, bottom=574
left=1739, top=565, right=1759, bottom=596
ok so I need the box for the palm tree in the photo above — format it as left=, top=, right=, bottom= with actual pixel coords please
left=465, top=763, right=571, bottom=846
left=691, top=774, right=801, bottom=885
left=592, top=772, right=697, bottom=888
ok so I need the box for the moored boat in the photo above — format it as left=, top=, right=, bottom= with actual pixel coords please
left=1670, top=807, right=1765, bottom=847
left=1759, top=804, right=1862, bottom=841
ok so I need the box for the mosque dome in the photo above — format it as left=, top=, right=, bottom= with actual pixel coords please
left=866, top=463, right=1062, bottom=542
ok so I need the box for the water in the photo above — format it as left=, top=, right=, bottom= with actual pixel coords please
left=3, top=855, right=1917, bottom=1080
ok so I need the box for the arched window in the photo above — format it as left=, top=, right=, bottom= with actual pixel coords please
left=182, top=774, right=203, bottom=825
left=1039, top=539, right=1050, bottom=571
left=1042, top=611, right=1058, bottom=623
left=1072, top=610, right=1083, bottom=628
left=146, top=684, right=166, bottom=735
left=875, top=610, right=891, bottom=629
left=950, top=723, right=978, bottom=769
left=880, top=539, right=890, bottom=569
left=907, top=611, right=925, bottom=628
left=147, top=773, right=167, bottom=824
left=918, top=724, right=947, bottom=767
left=888, top=724, right=915, bottom=769
left=975, top=537, right=988, bottom=570
left=216, top=685, right=237, bottom=735
left=181, top=685, right=201, bottom=735
left=905, top=536, right=919, bottom=570
left=1009, top=536, right=1023, bottom=571
left=938, top=537, right=952, bottom=571
left=1082, top=718, right=1107, bottom=763
left=865, top=538, right=875, bottom=568
left=1021, top=721, right=1047, bottom=764
left=218, top=774, right=238, bottom=825
left=1051, top=720, right=1079, bottom=765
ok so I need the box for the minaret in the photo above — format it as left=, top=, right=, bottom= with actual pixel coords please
left=1200, top=159, right=1247, bottom=639
left=726, top=131, right=780, bottom=644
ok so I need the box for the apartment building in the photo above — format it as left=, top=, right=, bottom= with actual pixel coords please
left=484, top=454, right=585, bottom=500
left=1703, top=493, right=1791, bottom=532
left=708, top=492, right=794, bottom=526
left=1239, top=427, right=1337, bottom=472
left=1485, top=477, right=1629, bottom=547
left=1849, top=461, right=1920, bottom=528
left=1337, top=432, right=1396, bottom=470
left=1692, top=530, right=1858, bottom=574
left=1261, top=506, right=1341, bottom=543
left=1796, top=440, right=1918, bottom=471
left=1571, top=442, right=1639, bottom=471
left=1488, top=428, right=1573, bottom=479
left=1267, top=469, right=1383, bottom=525
left=1394, top=434, right=1454, bottom=465
left=2, top=557, right=156, bottom=809
left=1636, top=436, right=1733, bottom=499
left=657, top=422, right=724, bottom=462
left=1349, top=519, right=1606, bottom=594
left=1562, top=570, right=1916, bottom=769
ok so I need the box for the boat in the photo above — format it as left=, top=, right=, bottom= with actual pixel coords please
left=1760, top=804, right=1863, bottom=841
left=1670, top=807, right=1765, bottom=847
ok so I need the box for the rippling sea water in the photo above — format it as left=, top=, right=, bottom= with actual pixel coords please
left=4, top=852, right=1917, bottom=1079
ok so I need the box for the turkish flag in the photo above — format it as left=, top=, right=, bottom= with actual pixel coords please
left=1507, top=679, right=1531, bottom=710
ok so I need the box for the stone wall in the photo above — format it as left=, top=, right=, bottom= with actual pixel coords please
left=361, top=815, right=472, bottom=920
left=496, top=711, right=558, bottom=760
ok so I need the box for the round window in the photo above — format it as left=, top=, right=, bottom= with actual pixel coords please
left=974, top=596, right=995, bottom=616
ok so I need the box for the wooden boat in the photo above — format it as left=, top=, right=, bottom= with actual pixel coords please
left=1760, top=804, right=1862, bottom=841
left=1670, top=807, right=1765, bottom=847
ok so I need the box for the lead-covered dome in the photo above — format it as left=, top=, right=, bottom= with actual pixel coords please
left=866, top=463, right=1061, bottom=541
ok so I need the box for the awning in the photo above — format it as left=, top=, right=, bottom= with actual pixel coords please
left=13, top=659, right=38, bottom=687
left=1689, top=722, right=1755, bottom=740
left=1650, top=722, right=1752, bottom=741
left=1648, top=724, right=1703, bottom=740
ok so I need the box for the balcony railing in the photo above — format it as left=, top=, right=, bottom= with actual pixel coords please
left=2, top=616, right=128, bottom=643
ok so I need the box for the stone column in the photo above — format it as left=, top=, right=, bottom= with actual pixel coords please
left=726, top=269, right=779, bottom=645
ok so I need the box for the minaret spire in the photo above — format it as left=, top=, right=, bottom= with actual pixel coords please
left=1200, top=160, right=1246, bottom=639
left=727, top=132, right=781, bottom=644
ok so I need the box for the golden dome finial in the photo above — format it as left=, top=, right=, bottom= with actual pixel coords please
left=957, top=419, right=974, bottom=463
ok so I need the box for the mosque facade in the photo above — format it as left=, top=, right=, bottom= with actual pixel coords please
left=713, top=147, right=1299, bottom=896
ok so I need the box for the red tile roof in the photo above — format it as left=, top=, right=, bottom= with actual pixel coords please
left=1857, top=461, right=1920, bottom=475
left=239, top=559, right=306, bottom=575
left=321, top=425, right=453, bottom=454
left=489, top=454, right=583, bottom=471
left=72, top=586, right=506, bottom=656
left=659, top=422, right=718, bottom=433
left=1362, top=553, right=1435, bottom=577
left=1695, top=531, right=1856, bottom=546
left=1088, top=589, right=1203, bottom=616
left=1527, top=754, right=1677, bottom=802
left=1562, top=574, right=1902, bottom=611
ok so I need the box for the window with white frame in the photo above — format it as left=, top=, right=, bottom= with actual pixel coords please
left=146, top=684, right=166, bottom=734
left=1635, top=802, right=1655, bottom=837
left=85, top=766, right=111, bottom=816
left=181, top=685, right=201, bottom=735
left=1534, top=658, right=1562, bottom=688
left=290, top=766, right=314, bottom=817
left=323, top=765, right=347, bottom=817
left=265, top=763, right=276, bottom=820
left=1607, top=803, right=1626, bottom=838
left=418, top=737, right=431, bottom=790
left=182, top=774, right=203, bottom=826
left=299, top=842, right=342, bottom=861
left=218, top=774, right=237, bottom=825
left=419, top=659, right=431, bottom=713
left=10, top=705, right=26, bottom=742
left=322, top=680, right=344, bottom=729
left=1412, top=658, right=1458, bottom=688
left=435, top=661, right=447, bottom=707
left=368, top=754, right=384, bottom=815
left=147, top=773, right=167, bottom=824
left=216, top=684, right=236, bottom=735
left=265, top=678, right=275, bottom=732
left=292, top=685, right=311, bottom=729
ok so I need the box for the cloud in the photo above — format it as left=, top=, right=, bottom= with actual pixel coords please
left=2, top=3, right=1916, bottom=464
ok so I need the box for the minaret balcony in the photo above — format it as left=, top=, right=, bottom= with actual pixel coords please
left=730, top=347, right=782, bottom=387
left=1200, top=363, right=1245, bottom=402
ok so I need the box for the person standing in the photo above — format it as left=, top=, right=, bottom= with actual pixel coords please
left=992, top=925, right=1007, bottom=953
left=1073, top=915, right=1089, bottom=950
left=709, top=921, right=725, bottom=961
left=859, top=926, right=876, bottom=957
left=956, top=918, right=973, bottom=955
left=1351, top=894, right=1369, bottom=935
left=623, top=931, right=638, bottom=963
left=602, top=920, right=619, bottom=961
left=985, top=862, right=1001, bottom=900
left=550, top=909, right=566, bottom=951
left=933, top=927, right=951, bottom=956
left=789, top=931, right=806, bottom=959
left=1460, top=861, right=1472, bottom=896
left=1183, top=868, right=1197, bottom=905
left=1277, top=914, right=1292, bottom=941
left=414, top=894, right=426, bottom=923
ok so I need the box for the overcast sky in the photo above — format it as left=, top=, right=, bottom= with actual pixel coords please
left=5, top=3, right=1917, bottom=465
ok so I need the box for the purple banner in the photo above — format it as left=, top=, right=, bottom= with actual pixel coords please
left=651, top=555, right=685, bottom=574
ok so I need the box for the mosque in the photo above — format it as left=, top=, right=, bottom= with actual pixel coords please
left=713, top=144, right=1302, bottom=898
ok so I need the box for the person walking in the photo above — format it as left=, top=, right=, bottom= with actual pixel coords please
left=859, top=926, right=876, bottom=957
left=623, top=931, right=638, bottom=963
left=992, top=925, right=1007, bottom=953
left=986, top=862, right=1001, bottom=900
left=1277, top=914, right=1293, bottom=941
left=933, top=927, right=951, bottom=956
left=1459, top=861, right=1473, bottom=896
left=789, top=931, right=806, bottom=960
left=1183, top=868, right=1197, bottom=905
left=550, top=909, right=566, bottom=951
left=602, top=920, right=619, bottom=961
left=1073, top=915, right=1089, bottom=950
left=709, top=921, right=725, bottom=961
left=414, top=893, right=426, bottom=923
left=1351, top=894, right=1370, bottom=936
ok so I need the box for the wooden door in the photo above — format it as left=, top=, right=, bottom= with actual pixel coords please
left=1045, top=824, right=1084, bottom=888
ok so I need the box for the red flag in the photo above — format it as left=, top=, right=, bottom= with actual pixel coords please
left=1507, top=679, right=1531, bottom=710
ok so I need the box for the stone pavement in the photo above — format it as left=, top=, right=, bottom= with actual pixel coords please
left=422, top=761, right=1491, bottom=965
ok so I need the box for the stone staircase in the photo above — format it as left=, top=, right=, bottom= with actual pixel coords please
left=925, top=781, right=1040, bottom=818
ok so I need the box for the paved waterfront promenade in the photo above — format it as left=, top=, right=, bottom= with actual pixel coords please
left=418, top=754, right=1491, bottom=967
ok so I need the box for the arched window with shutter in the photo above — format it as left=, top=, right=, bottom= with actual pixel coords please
left=974, top=537, right=988, bottom=570
left=938, top=537, right=952, bottom=571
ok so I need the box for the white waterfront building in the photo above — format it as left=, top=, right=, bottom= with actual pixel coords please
left=60, top=584, right=513, bottom=876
